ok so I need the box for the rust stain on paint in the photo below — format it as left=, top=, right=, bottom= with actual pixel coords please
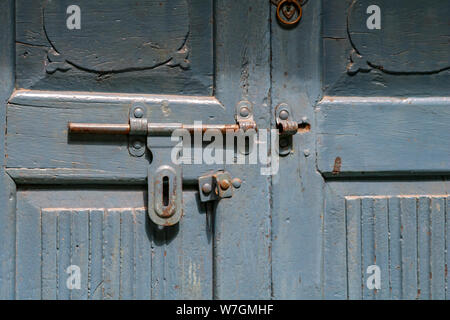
left=332, top=157, right=342, bottom=175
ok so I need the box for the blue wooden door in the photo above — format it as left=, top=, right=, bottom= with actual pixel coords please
left=1, top=0, right=449, bottom=300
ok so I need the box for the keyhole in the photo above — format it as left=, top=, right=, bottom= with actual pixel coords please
left=162, top=176, right=170, bottom=207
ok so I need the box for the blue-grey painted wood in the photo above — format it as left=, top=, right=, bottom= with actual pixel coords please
left=89, top=209, right=104, bottom=300
left=16, top=197, right=42, bottom=299
left=213, top=0, right=272, bottom=299
left=71, top=209, right=89, bottom=300
left=15, top=0, right=213, bottom=95
left=13, top=188, right=211, bottom=299
left=317, top=97, right=450, bottom=176
left=323, top=183, right=347, bottom=299
left=119, top=209, right=135, bottom=300
left=361, top=198, right=375, bottom=300
left=347, top=0, right=449, bottom=74
left=0, top=0, right=15, bottom=300
left=327, top=180, right=450, bottom=300
left=41, top=209, right=57, bottom=299
left=346, top=198, right=362, bottom=299
left=57, top=210, right=72, bottom=300
left=103, top=209, right=121, bottom=300
left=151, top=192, right=212, bottom=300
left=373, top=198, right=389, bottom=300
left=430, top=198, right=446, bottom=300
left=6, top=91, right=228, bottom=182
left=322, top=0, right=449, bottom=97
left=388, top=197, right=402, bottom=300
left=271, top=0, right=324, bottom=299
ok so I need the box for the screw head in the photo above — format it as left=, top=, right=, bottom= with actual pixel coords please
left=219, top=179, right=231, bottom=190
left=232, top=178, right=242, bottom=189
left=133, top=140, right=143, bottom=149
left=134, top=108, right=144, bottom=118
left=240, top=107, right=250, bottom=118
left=201, top=183, right=212, bottom=195
left=304, top=149, right=310, bottom=157
left=279, top=110, right=289, bottom=120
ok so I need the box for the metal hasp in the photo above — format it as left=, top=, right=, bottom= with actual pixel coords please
left=198, top=171, right=242, bottom=203
left=68, top=104, right=256, bottom=227
left=275, top=103, right=304, bottom=156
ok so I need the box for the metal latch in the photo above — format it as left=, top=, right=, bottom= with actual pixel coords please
left=68, top=103, right=255, bottom=226
left=275, top=103, right=310, bottom=156
left=198, top=171, right=242, bottom=203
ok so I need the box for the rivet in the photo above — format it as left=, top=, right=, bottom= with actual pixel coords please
left=201, top=183, right=212, bottom=195
left=134, top=108, right=144, bottom=118
left=279, top=110, right=289, bottom=120
left=304, top=149, right=310, bottom=157
left=240, top=107, right=250, bottom=118
left=220, top=179, right=231, bottom=190
left=232, top=178, right=242, bottom=189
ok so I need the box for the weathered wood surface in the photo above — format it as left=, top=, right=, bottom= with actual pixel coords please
left=214, top=0, right=272, bottom=299
left=322, top=0, right=449, bottom=97
left=6, top=90, right=228, bottom=182
left=15, top=188, right=212, bottom=299
left=2, top=0, right=450, bottom=300
left=324, top=180, right=450, bottom=299
left=348, top=0, right=449, bottom=73
left=317, top=97, right=450, bottom=176
left=271, top=0, right=324, bottom=299
left=0, top=0, right=15, bottom=300
left=16, top=0, right=213, bottom=95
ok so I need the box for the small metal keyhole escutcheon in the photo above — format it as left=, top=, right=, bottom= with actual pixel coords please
left=272, top=0, right=303, bottom=27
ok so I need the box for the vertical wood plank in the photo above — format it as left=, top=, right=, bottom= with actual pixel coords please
left=400, top=198, right=418, bottom=299
left=151, top=192, right=212, bottom=299
left=361, top=198, right=375, bottom=300
left=270, top=0, right=323, bottom=300
left=430, top=197, right=445, bottom=299
left=346, top=198, right=362, bottom=299
left=446, top=197, right=449, bottom=300
left=214, top=0, right=272, bottom=299
left=323, top=187, right=347, bottom=299
left=57, top=210, right=71, bottom=300
left=16, top=198, right=41, bottom=299
left=89, top=209, right=103, bottom=300
left=41, top=209, right=57, bottom=300
left=171, top=192, right=212, bottom=299
left=103, top=209, right=120, bottom=299
left=0, top=0, right=15, bottom=300
left=71, top=209, right=89, bottom=300
left=373, top=198, right=390, bottom=299
left=134, top=208, right=151, bottom=300
left=417, top=197, right=431, bottom=299
left=388, top=197, right=402, bottom=299
left=120, top=209, right=135, bottom=299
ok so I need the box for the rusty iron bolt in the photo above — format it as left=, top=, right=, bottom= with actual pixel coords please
left=240, top=107, right=250, bottom=118
left=201, top=183, right=212, bottom=195
left=279, top=110, right=290, bottom=120
left=219, top=179, right=231, bottom=190
left=232, top=178, right=242, bottom=189
left=134, top=108, right=144, bottom=118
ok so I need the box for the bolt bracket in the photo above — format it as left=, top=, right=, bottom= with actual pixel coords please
left=198, top=171, right=241, bottom=203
